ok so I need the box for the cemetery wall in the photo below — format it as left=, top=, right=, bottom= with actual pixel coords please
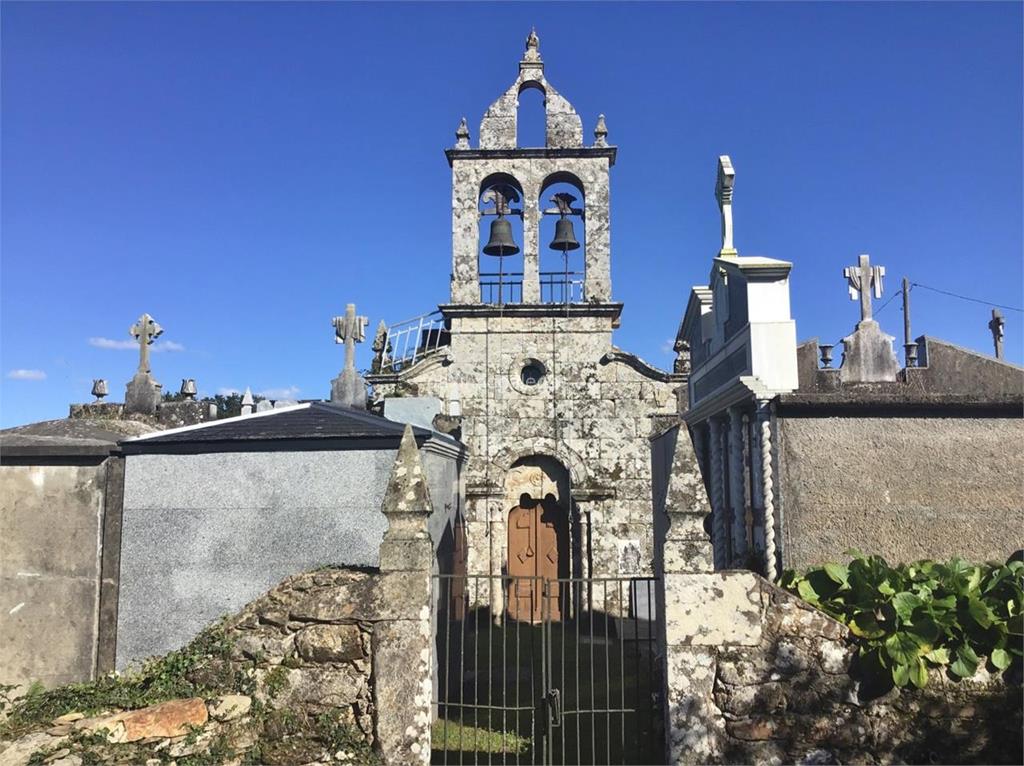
left=662, top=572, right=1022, bottom=765
left=0, top=459, right=115, bottom=693
left=116, top=441, right=461, bottom=670
left=775, top=412, right=1024, bottom=568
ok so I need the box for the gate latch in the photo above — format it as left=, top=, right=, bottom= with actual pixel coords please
left=546, top=688, right=562, bottom=728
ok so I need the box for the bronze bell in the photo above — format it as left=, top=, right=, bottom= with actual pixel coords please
left=483, top=216, right=520, bottom=256
left=549, top=217, right=580, bottom=252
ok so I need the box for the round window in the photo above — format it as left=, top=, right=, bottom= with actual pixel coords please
left=521, top=362, right=545, bottom=386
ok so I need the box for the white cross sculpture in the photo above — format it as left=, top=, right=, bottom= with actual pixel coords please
left=844, top=254, right=885, bottom=323
left=333, top=303, right=368, bottom=374
left=129, top=313, right=163, bottom=374
left=716, top=155, right=737, bottom=257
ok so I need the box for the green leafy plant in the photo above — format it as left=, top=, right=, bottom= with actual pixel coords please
left=780, top=551, right=1024, bottom=689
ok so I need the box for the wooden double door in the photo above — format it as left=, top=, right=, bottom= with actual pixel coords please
left=506, top=496, right=569, bottom=623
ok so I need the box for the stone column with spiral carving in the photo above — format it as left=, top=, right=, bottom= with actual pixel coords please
left=727, top=407, right=748, bottom=567
left=707, top=417, right=728, bottom=570
left=757, top=401, right=777, bottom=581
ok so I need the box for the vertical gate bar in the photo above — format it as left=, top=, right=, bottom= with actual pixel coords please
left=543, top=579, right=550, bottom=766
left=560, top=579, right=566, bottom=764
left=501, top=578, right=507, bottom=766
left=575, top=579, right=581, bottom=766
left=647, top=581, right=655, bottom=761
left=443, top=576, right=453, bottom=766
left=474, top=577, right=480, bottom=765
left=618, top=579, right=625, bottom=765
left=598, top=581, right=606, bottom=766
left=458, top=576, right=466, bottom=766
left=515, top=591, right=521, bottom=766
left=435, top=576, right=442, bottom=766
left=626, top=581, right=634, bottom=761
left=589, top=582, right=595, bottom=764
left=529, top=580, right=536, bottom=766
left=488, top=581, right=494, bottom=766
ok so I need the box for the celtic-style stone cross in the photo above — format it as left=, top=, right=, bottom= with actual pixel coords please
left=844, top=254, right=885, bottom=323
left=716, top=155, right=737, bottom=257
left=333, top=304, right=368, bottom=374
left=129, top=313, right=163, bottom=374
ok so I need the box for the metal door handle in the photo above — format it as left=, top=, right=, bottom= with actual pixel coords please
left=546, top=688, right=562, bottom=728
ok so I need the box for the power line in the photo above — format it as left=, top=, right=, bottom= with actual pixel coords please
left=910, top=282, right=1023, bottom=313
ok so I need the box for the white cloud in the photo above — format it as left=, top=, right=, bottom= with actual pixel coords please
left=6, top=369, right=47, bottom=381
left=660, top=338, right=676, bottom=354
left=217, top=387, right=241, bottom=396
left=89, top=337, right=135, bottom=350
left=257, top=385, right=300, bottom=400
left=88, top=337, right=184, bottom=352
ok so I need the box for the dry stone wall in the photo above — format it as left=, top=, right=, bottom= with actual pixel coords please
left=663, top=572, right=1022, bottom=765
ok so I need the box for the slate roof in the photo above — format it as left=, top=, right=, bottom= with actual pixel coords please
left=121, top=402, right=435, bottom=453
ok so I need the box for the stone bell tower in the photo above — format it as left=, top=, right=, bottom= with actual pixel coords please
left=446, top=28, right=616, bottom=309
left=370, top=31, right=683, bottom=610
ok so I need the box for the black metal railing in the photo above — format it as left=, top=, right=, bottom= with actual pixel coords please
left=540, top=271, right=585, bottom=304
left=480, top=272, right=524, bottom=305
left=478, top=272, right=586, bottom=305
left=431, top=574, right=662, bottom=765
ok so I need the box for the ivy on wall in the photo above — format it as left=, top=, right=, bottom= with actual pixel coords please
left=781, top=552, right=1024, bottom=689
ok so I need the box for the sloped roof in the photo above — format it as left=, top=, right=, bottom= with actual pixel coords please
left=121, top=402, right=434, bottom=453
left=0, top=418, right=158, bottom=460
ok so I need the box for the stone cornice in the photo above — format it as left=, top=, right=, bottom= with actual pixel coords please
left=445, top=146, right=617, bottom=167
left=600, top=347, right=685, bottom=384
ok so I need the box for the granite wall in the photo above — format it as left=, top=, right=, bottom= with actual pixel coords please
left=776, top=413, right=1024, bottom=568
left=117, top=439, right=461, bottom=669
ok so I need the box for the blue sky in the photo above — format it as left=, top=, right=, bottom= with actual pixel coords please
left=2, top=2, right=1021, bottom=427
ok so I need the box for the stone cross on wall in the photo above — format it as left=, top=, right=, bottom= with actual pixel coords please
left=331, top=303, right=369, bottom=409
left=989, top=309, right=1005, bottom=359
left=716, top=155, right=737, bottom=257
left=844, top=254, right=885, bottom=324
left=129, top=313, right=163, bottom=374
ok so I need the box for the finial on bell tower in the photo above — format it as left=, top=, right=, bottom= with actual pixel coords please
left=524, top=27, right=541, bottom=62
left=716, top=155, right=737, bottom=258
left=593, top=114, right=608, bottom=147
left=455, top=117, right=470, bottom=149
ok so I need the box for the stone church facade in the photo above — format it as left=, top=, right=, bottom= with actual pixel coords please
left=368, top=33, right=685, bottom=613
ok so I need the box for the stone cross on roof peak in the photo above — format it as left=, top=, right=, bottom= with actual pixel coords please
left=844, top=254, right=885, bottom=324
left=715, top=155, right=737, bottom=258
left=129, top=313, right=163, bottom=374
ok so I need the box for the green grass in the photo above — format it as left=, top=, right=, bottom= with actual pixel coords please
left=431, top=719, right=530, bottom=754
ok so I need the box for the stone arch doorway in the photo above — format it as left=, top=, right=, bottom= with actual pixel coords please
left=505, top=456, right=573, bottom=622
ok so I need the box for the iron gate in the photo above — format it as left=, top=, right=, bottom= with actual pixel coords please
left=431, top=574, right=663, bottom=765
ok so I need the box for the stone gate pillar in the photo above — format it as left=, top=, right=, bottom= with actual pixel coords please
left=374, top=425, right=434, bottom=765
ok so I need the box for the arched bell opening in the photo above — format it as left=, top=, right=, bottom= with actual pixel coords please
left=478, top=174, right=525, bottom=304
left=516, top=82, right=547, bottom=149
left=503, top=455, right=581, bottom=623
left=539, top=173, right=586, bottom=304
